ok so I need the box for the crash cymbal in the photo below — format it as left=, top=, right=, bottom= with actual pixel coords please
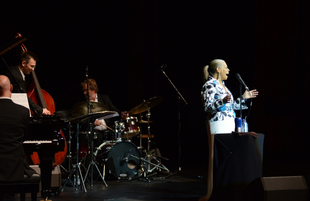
left=129, top=96, right=163, bottom=115
left=73, top=101, right=109, bottom=115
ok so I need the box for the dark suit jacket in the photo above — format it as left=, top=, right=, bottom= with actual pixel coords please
left=97, top=93, right=120, bottom=126
left=5, top=66, right=43, bottom=114
left=0, top=99, right=35, bottom=181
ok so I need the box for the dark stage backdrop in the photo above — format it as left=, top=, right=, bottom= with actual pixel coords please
left=0, top=0, right=309, bottom=176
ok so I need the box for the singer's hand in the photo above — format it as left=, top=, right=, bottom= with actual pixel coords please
left=223, top=94, right=231, bottom=103
left=243, top=89, right=259, bottom=99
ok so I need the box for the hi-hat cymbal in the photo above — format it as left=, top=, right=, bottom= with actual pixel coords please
left=73, top=101, right=109, bottom=115
left=138, top=120, right=153, bottom=124
left=120, top=132, right=140, bottom=139
left=129, top=96, right=163, bottom=115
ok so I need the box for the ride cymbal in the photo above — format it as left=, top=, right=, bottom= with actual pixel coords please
left=129, top=96, right=163, bottom=115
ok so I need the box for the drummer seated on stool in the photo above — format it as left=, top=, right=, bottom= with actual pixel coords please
left=80, top=78, right=128, bottom=146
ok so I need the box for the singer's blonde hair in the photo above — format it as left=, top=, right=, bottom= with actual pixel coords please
left=203, top=59, right=225, bottom=82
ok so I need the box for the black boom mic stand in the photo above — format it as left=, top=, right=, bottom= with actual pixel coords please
left=235, top=73, right=253, bottom=120
left=159, top=64, right=187, bottom=173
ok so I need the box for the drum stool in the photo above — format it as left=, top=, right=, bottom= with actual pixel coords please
left=0, top=176, right=40, bottom=201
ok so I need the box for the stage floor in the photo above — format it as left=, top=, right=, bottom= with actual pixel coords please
left=4, top=169, right=208, bottom=201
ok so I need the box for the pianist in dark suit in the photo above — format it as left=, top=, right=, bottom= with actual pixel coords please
left=81, top=78, right=129, bottom=146
left=0, top=75, right=37, bottom=182
left=5, top=51, right=51, bottom=115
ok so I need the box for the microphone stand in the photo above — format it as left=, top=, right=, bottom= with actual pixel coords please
left=239, top=82, right=243, bottom=119
left=238, top=80, right=253, bottom=121
left=160, top=67, right=187, bottom=173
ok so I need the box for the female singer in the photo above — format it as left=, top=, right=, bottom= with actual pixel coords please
left=200, top=59, right=259, bottom=201
left=201, top=59, right=258, bottom=134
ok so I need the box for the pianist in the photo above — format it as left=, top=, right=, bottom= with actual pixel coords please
left=0, top=75, right=39, bottom=183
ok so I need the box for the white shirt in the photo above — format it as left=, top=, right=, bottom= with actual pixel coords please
left=19, top=68, right=25, bottom=81
left=93, top=93, right=107, bottom=131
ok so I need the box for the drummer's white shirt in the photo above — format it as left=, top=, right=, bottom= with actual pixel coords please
left=94, top=93, right=107, bottom=131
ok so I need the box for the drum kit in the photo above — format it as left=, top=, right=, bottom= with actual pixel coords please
left=60, top=96, right=170, bottom=192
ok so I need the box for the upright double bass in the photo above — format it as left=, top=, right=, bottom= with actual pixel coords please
left=14, top=33, right=67, bottom=165
left=27, top=70, right=67, bottom=166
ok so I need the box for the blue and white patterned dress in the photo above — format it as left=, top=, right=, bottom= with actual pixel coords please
left=201, top=76, right=247, bottom=134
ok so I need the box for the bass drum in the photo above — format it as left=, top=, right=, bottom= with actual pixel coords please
left=95, top=141, right=140, bottom=180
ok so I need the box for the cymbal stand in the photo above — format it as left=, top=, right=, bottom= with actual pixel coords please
left=83, top=122, right=108, bottom=187
left=82, top=67, right=107, bottom=187
left=141, top=105, right=170, bottom=177
left=146, top=106, right=151, bottom=172
left=62, top=121, right=87, bottom=192
left=67, top=122, right=73, bottom=172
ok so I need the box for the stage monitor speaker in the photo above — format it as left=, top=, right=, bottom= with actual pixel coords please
left=244, top=176, right=308, bottom=201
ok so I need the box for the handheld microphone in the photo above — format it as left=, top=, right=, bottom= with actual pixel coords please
left=235, top=73, right=249, bottom=91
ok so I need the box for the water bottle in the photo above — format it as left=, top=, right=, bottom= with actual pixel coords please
left=235, top=117, right=242, bottom=132
left=241, top=119, right=248, bottom=132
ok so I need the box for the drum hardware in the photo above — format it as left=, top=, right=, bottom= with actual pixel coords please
left=128, top=96, right=170, bottom=180
left=83, top=122, right=108, bottom=187
left=130, top=153, right=169, bottom=174
left=114, top=120, right=125, bottom=139
left=61, top=111, right=119, bottom=192
left=62, top=121, right=87, bottom=192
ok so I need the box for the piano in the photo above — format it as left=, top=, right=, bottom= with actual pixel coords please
left=23, top=115, right=65, bottom=199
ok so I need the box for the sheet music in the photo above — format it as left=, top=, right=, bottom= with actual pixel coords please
left=11, top=93, right=31, bottom=116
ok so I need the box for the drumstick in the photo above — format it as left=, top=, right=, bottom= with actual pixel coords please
left=96, top=119, right=115, bottom=131
left=98, top=122, right=114, bottom=131
left=103, top=125, right=114, bottom=131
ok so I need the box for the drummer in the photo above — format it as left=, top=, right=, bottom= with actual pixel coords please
left=81, top=78, right=128, bottom=146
